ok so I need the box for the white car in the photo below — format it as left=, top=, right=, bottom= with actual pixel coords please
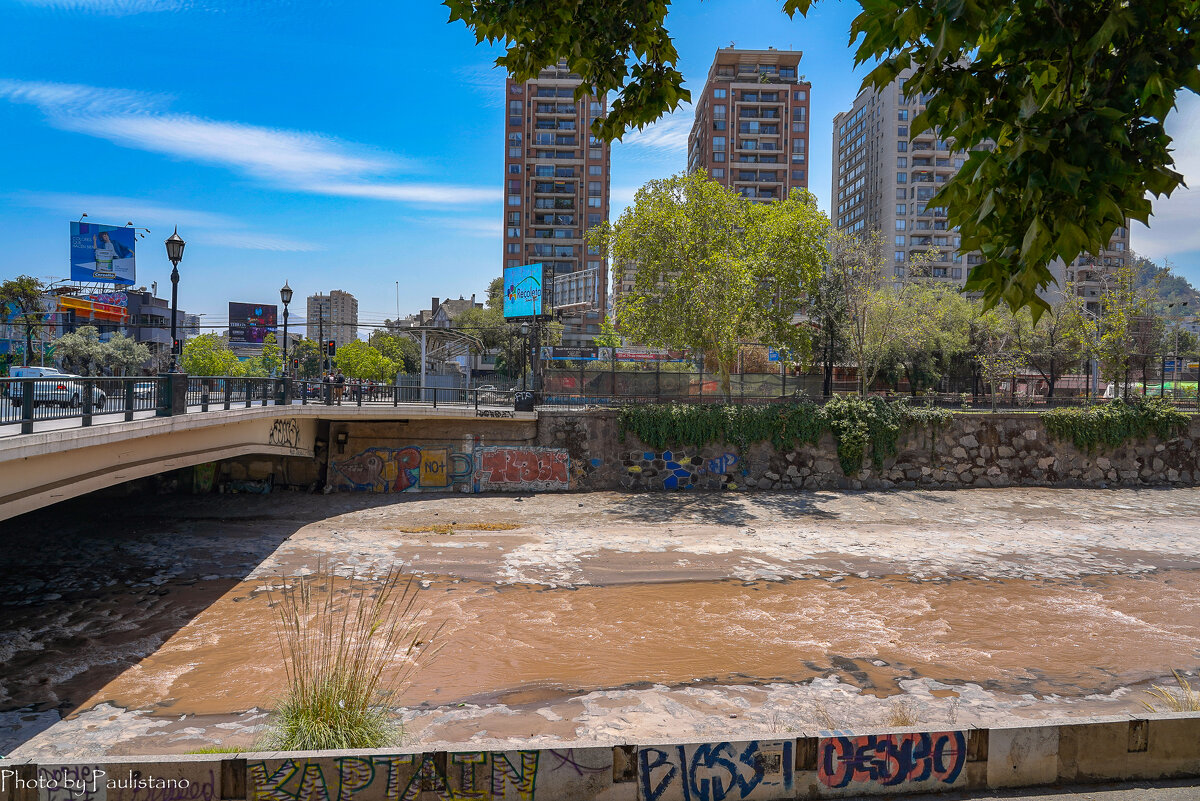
left=132, top=381, right=159, bottom=401
left=9, top=373, right=108, bottom=409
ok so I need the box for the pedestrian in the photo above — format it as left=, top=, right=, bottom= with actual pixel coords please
left=334, top=370, right=345, bottom=405
left=322, top=371, right=332, bottom=404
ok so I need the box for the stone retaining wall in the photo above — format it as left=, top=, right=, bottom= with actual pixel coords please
left=537, top=410, right=1200, bottom=492
left=3, top=714, right=1197, bottom=801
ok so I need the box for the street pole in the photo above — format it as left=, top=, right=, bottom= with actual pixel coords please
left=168, top=264, right=179, bottom=372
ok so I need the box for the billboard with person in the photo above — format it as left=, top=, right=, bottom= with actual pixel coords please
left=228, top=302, right=278, bottom=344
left=503, top=263, right=546, bottom=319
left=70, top=222, right=136, bottom=285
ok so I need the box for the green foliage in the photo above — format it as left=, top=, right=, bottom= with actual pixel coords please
left=260, top=333, right=282, bottom=377
left=99, top=331, right=151, bottom=375
left=592, top=171, right=826, bottom=400
left=617, top=398, right=950, bottom=477
left=291, top=337, right=323, bottom=378
left=451, top=0, right=1200, bottom=315
left=370, top=332, right=420, bottom=374
left=0, top=275, right=46, bottom=366
left=336, top=340, right=400, bottom=383
left=1041, top=397, right=1188, bottom=452
left=182, top=333, right=242, bottom=377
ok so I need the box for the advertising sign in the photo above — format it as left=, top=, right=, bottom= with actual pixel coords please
left=70, top=222, right=136, bottom=285
left=228, top=302, right=278, bottom=344
left=598, top=347, right=687, bottom=362
left=503, top=263, right=546, bottom=319
left=540, top=346, right=599, bottom=361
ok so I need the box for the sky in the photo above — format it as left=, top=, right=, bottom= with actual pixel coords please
left=2, top=0, right=1200, bottom=335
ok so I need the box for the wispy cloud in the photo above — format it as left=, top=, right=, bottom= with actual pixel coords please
left=15, top=0, right=186, bottom=13
left=18, top=192, right=322, bottom=252
left=1135, top=93, right=1200, bottom=261
left=0, top=78, right=494, bottom=206
left=620, top=105, right=693, bottom=151
left=456, top=64, right=507, bottom=109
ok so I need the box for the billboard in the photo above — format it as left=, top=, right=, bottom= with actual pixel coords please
left=70, top=222, right=136, bottom=285
left=228, top=302, right=278, bottom=344
left=503, top=263, right=546, bottom=319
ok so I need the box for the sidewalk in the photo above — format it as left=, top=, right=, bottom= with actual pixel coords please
left=902, top=778, right=1200, bottom=800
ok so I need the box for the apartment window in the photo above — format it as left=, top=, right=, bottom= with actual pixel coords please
left=508, top=212, right=521, bottom=224
left=896, top=188, right=907, bottom=200
left=954, top=157, right=965, bottom=168
left=589, top=148, right=603, bottom=159
left=898, top=125, right=908, bottom=137
left=894, top=266, right=905, bottom=277
left=713, top=120, right=726, bottom=130
left=896, top=204, right=906, bottom=215
left=508, top=164, right=521, bottom=174
left=509, top=85, right=523, bottom=95
left=712, top=136, right=726, bottom=151
left=508, top=179, right=520, bottom=192
left=793, top=90, right=806, bottom=101
left=793, top=107, right=806, bottom=120
left=589, top=165, right=602, bottom=175
left=897, top=141, right=908, bottom=152
left=590, top=102, right=603, bottom=116
left=509, top=100, right=523, bottom=113
left=897, top=173, right=907, bottom=183
left=588, top=197, right=602, bottom=207
left=894, top=251, right=905, bottom=263
left=588, top=181, right=602, bottom=196
left=791, top=170, right=805, bottom=181
left=790, top=154, right=803, bottom=163
left=712, top=168, right=725, bottom=178
left=895, top=235, right=906, bottom=244
left=590, top=135, right=603, bottom=147
left=713, top=152, right=726, bottom=162
left=507, top=196, right=521, bottom=206
left=714, top=89, right=727, bottom=98
left=898, top=109, right=908, bottom=120
left=896, top=220, right=906, bottom=230
left=587, top=213, right=602, bottom=226
left=897, top=157, right=907, bottom=168
left=952, top=268, right=963, bottom=279
left=508, top=132, right=522, bottom=143
left=506, top=243, right=520, bottom=254
left=792, top=122, right=805, bottom=132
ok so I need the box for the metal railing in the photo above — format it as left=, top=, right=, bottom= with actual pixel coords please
left=185, top=376, right=286, bottom=411
left=0, top=376, right=166, bottom=434
left=294, top=380, right=518, bottom=411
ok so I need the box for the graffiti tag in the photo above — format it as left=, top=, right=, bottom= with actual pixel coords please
left=639, top=740, right=792, bottom=801
left=818, top=732, right=966, bottom=789
left=478, top=410, right=516, bottom=419
left=268, top=418, right=302, bottom=449
left=707, top=453, right=738, bottom=474
left=479, top=447, right=569, bottom=490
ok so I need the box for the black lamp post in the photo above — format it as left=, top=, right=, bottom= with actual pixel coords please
left=520, top=322, right=530, bottom=392
left=164, top=228, right=186, bottom=372
left=280, top=281, right=293, bottom=374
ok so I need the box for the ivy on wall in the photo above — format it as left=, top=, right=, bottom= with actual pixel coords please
left=617, top=398, right=951, bottom=476
left=1041, top=398, right=1188, bottom=452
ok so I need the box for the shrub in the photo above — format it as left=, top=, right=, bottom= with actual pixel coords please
left=263, top=564, right=440, bottom=751
left=1041, top=397, right=1188, bottom=452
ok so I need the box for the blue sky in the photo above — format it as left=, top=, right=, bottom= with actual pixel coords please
left=3, top=0, right=1199, bottom=335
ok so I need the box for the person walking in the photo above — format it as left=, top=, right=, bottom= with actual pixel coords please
left=321, top=371, right=332, bottom=405
left=333, top=369, right=346, bottom=405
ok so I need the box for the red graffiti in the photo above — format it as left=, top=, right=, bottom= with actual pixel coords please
left=819, top=732, right=966, bottom=789
left=481, top=448, right=568, bottom=486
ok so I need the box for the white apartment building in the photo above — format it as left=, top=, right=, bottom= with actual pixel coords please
left=306, top=290, right=358, bottom=347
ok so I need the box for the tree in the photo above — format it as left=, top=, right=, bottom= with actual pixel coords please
left=1009, top=299, right=1088, bottom=398
left=291, top=337, right=323, bottom=378
left=182, top=334, right=242, bottom=377
left=590, top=171, right=826, bottom=400
left=884, top=280, right=974, bottom=395
left=336, top=340, right=399, bottom=383
left=99, top=332, right=151, bottom=376
left=0, top=276, right=46, bottom=367
left=450, top=0, right=1199, bottom=315
left=1082, top=265, right=1157, bottom=395
left=260, top=333, right=282, bottom=377
left=56, top=325, right=103, bottom=375
left=828, top=230, right=908, bottom=395
left=369, top=331, right=420, bottom=374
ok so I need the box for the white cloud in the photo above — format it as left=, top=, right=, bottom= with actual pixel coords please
left=456, top=65, right=507, bottom=109
left=17, top=192, right=322, bottom=252
left=1134, top=93, right=1200, bottom=260
left=15, top=0, right=185, bottom=13
left=619, top=105, right=693, bottom=152
left=0, top=78, right=494, bottom=207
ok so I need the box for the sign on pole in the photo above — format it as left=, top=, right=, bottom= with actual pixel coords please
left=70, top=222, right=137, bottom=285
left=503, top=263, right=547, bottom=319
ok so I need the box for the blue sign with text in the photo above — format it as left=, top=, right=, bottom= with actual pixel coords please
left=503, top=263, right=545, bottom=319
left=70, top=222, right=136, bottom=285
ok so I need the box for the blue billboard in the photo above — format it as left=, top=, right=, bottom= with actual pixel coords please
left=503, top=262, right=546, bottom=319
left=70, top=222, right=136, bottom=285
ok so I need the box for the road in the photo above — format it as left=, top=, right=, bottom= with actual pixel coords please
left=905, top=779, right=1200, bottom=800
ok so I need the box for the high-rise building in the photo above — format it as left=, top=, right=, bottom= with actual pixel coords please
left=306, top=290, right=358, bottom=346
left=832, top=69, right=1128, bottom=287
left=687, top=48, right=811, bottom=202
left=503, top=60, right=610, bottom=346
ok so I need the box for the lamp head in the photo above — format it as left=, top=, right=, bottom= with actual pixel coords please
left=164, top=227, right=186, bottom=267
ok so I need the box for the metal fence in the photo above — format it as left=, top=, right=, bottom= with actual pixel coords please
left=0, top=376, right=165, bottom=434
left=295, top=380, right=518, bottom=410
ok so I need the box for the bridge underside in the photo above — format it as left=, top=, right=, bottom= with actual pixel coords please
left=0, top=406, right=540, bottom=522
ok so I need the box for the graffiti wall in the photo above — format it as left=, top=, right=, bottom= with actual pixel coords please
left=817, top=732, right=968, bottom=795
left=329, top=440, right=570, bottom=494
left=638, top=740, right=794, bottom=801
left=248, top=749, right=612, bottom=801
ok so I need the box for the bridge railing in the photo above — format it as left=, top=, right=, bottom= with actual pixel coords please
left=185, top=376, right=286, bottom=411
left=294, top=380, right=520, bottom=411
left=0, top=376, right=167, bottom=434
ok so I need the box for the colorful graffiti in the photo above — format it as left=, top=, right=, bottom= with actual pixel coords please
left=638, top=740, right=793, bottom=801
left=249, top=750, right=606, bottom=801
left=707, top=453, right=739, bottom=475
left=818, top=732, right=967, bottom=790
left=478, top=448, right=568, bottom=490
left=329, top=444, right=569, bottom=494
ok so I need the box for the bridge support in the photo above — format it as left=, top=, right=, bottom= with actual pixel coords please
left=156, top=372, right=189, bottom=417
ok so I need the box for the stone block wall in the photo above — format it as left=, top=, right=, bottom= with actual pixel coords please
left=537, top=410, right=1200, bottom=492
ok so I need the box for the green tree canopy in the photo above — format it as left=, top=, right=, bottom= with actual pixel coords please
left=0, top=275, right=46, bottom=367
left=182, top=333, right=243, bottom=376
left=591, top=170, right=827, bottom=399
left=336, top=340, right=400, bottom=383
left=56, top=325, right=103, bottom=374
left=99, top=331, right=151, bottom=376
left=449, top=0, right=1200, bottom=316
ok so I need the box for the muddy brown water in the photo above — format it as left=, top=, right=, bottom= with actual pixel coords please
left=62, top=570, right=1200, bottom=719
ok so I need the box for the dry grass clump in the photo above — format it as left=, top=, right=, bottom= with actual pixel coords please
left=885, top=697, right=921, bottom=727
left=262, top=564, right=441, bottom=751
left=389, top=522, right=520, bottom=534
left=1141, top=671, right=1200, bottom=713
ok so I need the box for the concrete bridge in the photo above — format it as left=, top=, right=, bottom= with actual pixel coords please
left=0, top=402, right=537, bottom=522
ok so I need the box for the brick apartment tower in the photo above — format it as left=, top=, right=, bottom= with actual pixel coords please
left=831, top=68, right=1128, bottom=289
left=503, top=61, right=611, bottom=346
left=687, top=48, right=811, bottom=201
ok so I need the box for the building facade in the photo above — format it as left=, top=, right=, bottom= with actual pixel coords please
left=306, top=290, right=359, bottom=347
left=832, top=70, right=1128, bottom=288
left=687, top=48, right=811, bottom=202
left=502, top=60, right=610, bottom=346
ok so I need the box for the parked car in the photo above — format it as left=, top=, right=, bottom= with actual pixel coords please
left=9, top=373, right=107, bottom=409
left=476, top=384, right=505, bottom=403
left=132, top=381, right=158, bottom=401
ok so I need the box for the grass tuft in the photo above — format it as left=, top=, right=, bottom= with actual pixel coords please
left=1141, top=671, right=1200, bottom=713
left=885, top=697, right=921, bottom=727
left=261, top=563, right=442, bottom=751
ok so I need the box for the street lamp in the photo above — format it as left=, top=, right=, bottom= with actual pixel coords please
left=280, top=281, right=293, bottom=374
left=164, top=228, right=186, bottom=372
left=520, top=322, right=530, bottom=392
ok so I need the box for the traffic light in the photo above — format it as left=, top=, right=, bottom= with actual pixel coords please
left=173, top=339, right=181, bottom=353
left=327, top=340, right=336, bottom=357
left=292, top=358, right=300, bottom=371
